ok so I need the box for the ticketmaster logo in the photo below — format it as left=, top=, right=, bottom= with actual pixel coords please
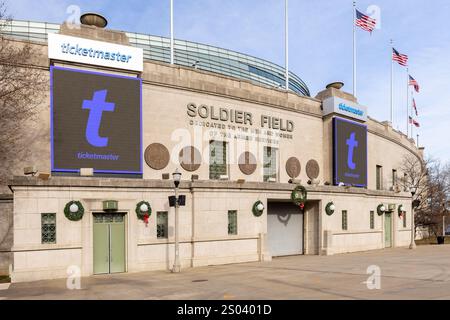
left=60, top=43, right=133, bottom=64
left=77, top=152, right=120, bottom=161
left=338, top=103, right=364, bottom=117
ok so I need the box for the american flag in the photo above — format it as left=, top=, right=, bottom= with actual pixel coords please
left=412, top=98, right=418, bottom=116
left=355, top=9, right=377, bottom=33
left=409, top=75, right=420, bottom=93
left=392, top=48, right=408, bottom=66
left=409, top=116, right=420, bottom=128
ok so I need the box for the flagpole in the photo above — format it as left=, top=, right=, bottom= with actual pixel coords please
left=353, top=1, right=357, bottom=97
left=411, top=90, right=414, bottom=140
left=390, top=39, right=394, bottom=125
left=285, top=0, right=289, bottom=91
left=406, top=68, right=409, bottom=138
left=170, top=0, right=174, bottom=65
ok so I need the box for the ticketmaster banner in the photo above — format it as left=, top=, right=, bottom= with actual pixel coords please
left=323, top=96, right=368, bottom=122
left=48, top=33, right=143, bottom=72
left=51, top=66, right=142, bottom=175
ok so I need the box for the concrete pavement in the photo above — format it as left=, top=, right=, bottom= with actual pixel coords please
left=2, top=245, right=450, bottom=300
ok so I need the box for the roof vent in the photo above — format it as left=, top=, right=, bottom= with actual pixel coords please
left=326, top=82, right=344, bottom=90
left=80, top=13, right=108, bottom=28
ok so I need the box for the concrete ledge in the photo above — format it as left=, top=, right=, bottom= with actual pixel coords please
left=137, top=236, right=259, bottom=247
left=9, top=176, right=412, bottom=199
left=0, top=194, right=13, bottom=201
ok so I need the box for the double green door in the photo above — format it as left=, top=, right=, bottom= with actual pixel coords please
left=93, top=213, right=126, bottom=274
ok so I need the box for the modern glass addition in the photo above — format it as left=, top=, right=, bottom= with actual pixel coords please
left=263, top=147, right=278, bottom=182
left=209, top=140, right=227, bottom=180
left=1, top=19, right=310, bottom=96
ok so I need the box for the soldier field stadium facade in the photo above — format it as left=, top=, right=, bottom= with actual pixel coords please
left=0, top=16, right=424, bottom=283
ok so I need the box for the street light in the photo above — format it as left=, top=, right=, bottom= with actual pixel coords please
left=172, top=168, right=182, bottom=273
left=410, top=185, right=418, bottom=249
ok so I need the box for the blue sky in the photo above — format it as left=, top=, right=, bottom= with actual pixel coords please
left=6, top=0, right=450, bottom=162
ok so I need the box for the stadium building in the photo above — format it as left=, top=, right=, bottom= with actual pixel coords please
left=0, top=15, right=423, bottom=282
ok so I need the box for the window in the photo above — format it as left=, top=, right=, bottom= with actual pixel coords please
left=209, top=140, right=227, bottom=180
left=263, top=146, right=278, bottom=182
left=157, top=211, right=168, bottom=239
left=370, top=211, right=375, bottom=229
left=228, top=210, right=238, bottom=235
left=392, top=169, right=398, bottom=188
left=342, top=211, right=348, bottom=231
left=376, top=165, right=383, bottom=190
left=403, top=212, right=407, bottom=228
left=41, top=213, right=56, bottom=244
left=403, top=173, right=409, bottom=191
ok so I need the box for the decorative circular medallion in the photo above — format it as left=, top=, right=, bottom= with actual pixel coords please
left=306, top=159, right=320, bottom=180
left=144, top=143, right=170, bottom=170
left=286, top=157, right=301, bottom=179
left=179, top=146, right=201, bottom=172
left=238, top=152, right=257, bottom=175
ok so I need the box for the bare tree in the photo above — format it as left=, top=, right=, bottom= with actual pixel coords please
left=399, top=153, right=450, bottom=238
left=398, top=153, right=429, bottom=207
left=0, top=2, right=48, bottom=190
left=424, top=161, right=450, bottom=237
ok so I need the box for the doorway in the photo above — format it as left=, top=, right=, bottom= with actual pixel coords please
left=267, top=202, right=304, bottom=257
left=93, top=213, right=126, bottom=274
left=384, top=213, right=392, bottom=248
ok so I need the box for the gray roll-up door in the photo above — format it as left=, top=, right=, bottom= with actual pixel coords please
left=267, top=202, right=304, bottom=257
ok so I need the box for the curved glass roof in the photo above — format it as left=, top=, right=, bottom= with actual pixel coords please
left=1, top=20, right=310, bottom=96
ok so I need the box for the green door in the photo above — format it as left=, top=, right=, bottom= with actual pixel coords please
left=110, top=223, right=125, bottom=273
left=93, top=213, right=126, bottom=274
left=384, top=213, right=392, bottom=248
left=93, top=223, right=109, bottom=274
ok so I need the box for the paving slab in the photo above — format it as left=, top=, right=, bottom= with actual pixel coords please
left=2, top=245, right=450, bottom=300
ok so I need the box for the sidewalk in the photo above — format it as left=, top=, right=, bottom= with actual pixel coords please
left=2, top=246, right=450, bottom=300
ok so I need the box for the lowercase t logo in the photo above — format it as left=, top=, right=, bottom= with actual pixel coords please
left=82, top=89, right=115, bottom=147
left=333, top=118, right=367, bottom=187
left=346, top=132, right=358, bottom=170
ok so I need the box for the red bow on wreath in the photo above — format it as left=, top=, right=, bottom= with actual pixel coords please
left=143, top=213, right=149, bottom=226
left=299, top=203, right=305, bottom=210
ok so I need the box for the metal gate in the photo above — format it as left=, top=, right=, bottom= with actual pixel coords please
left=267, top=202, right=304, bottom=257
left=93, top=213, right=126, bottom=274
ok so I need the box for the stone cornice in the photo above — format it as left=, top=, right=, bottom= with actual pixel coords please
left=9, top=176, right=411, bottom=199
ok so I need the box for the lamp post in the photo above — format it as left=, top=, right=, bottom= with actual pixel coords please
left=172, top=168, right=182, bottom=273
left=410, top=186, right=417, bottom=249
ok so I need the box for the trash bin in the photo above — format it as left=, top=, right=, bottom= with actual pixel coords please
left=437, top=236, right=445, bottom=245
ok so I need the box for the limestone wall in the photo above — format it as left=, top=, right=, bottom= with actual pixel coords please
left=0, top=195, right=13, bottom=275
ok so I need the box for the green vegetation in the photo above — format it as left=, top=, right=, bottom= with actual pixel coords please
left=0, top=275, right=11, bottom=283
